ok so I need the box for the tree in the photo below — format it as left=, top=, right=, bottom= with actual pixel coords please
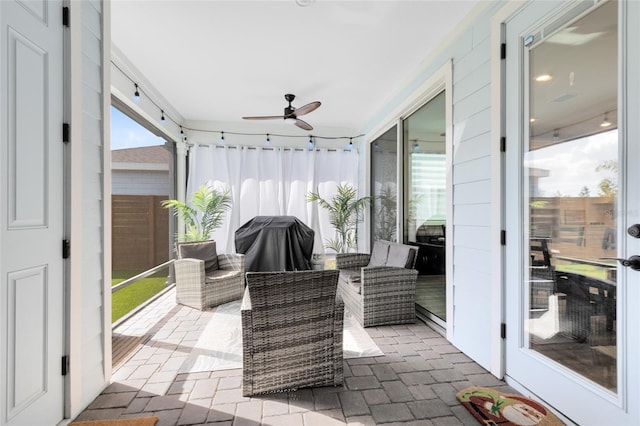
left=578, top=186, right=590, bottom=197
left=596, top=160, right=617, bottom=197
left=374, top=184, right=397, bottom=241
left=307, top=183, right=374, bottom=253
left=598, top=178, right=616, bottom=198
left=162, top=183, right=232, bottom=242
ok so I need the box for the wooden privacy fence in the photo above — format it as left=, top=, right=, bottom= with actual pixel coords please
left=112, top=195, right=170, bottom=271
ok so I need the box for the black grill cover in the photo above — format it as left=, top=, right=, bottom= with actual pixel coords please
left=235, top=216, right=315, bottom=272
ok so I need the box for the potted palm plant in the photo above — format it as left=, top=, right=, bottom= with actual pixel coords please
left=161, top=183, right=232, bottom=242
left=306, top=183, right=374, bottom=254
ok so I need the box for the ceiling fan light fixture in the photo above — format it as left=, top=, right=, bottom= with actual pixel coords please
left=284, top=117, right=297, bottom=124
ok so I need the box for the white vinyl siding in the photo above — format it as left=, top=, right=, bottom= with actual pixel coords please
left=449, top=9, right=494, bottom=368
left=79, top=0, right=108, bottom=409
left=362, top=2, right=504, bottom=370
left=112, top=169, right=170, bottom=196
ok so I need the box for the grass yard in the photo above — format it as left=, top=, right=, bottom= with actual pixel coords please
left=112, top=269, right=169, bottom=323
left=555, top=262, right=612, bottom=281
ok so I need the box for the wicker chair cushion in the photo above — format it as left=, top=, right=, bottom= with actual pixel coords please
left=338, top=269, right=361, bottom=294
left=367, top=240, right=390, bottom=266
left=386, top=243, right=413, bottom=268
left=205, top=269, right=242, bottom=281
left=177, top=240, right=219, bottom=273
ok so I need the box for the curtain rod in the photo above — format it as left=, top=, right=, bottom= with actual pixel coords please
left=194, top=144, right=345, bottom=153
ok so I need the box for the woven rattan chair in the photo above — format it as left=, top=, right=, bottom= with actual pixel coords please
left=174, top=241, right=245, bottom=310
left=241, top=269, right=344, bottom=396
left=336, top=240, right=418, bottom=327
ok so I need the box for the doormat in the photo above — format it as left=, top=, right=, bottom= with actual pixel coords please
left=457, top=387, right=564, bottom=426
left=70, top=417, right=158, bottom=426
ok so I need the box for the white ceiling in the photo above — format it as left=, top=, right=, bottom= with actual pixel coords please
left=111, top=0, right=483, bottom=132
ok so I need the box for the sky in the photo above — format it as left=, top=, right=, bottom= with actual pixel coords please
left=525, top=129, right=618, bottom=197
left=110, top=105, right=165, bottom=151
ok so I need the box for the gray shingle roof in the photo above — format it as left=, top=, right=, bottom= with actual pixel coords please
left=111, top=145, right=171, bottom=164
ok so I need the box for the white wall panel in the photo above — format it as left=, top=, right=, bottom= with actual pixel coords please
left=454, top=180, right=491, bottom=205
left=454, top=108, right=491, bottom=142
left=83, top=59, right=102, bottom=93
left=453, top=84, right=491, bottom=122
left=453, top=60, right=491, bottom=104
left=446, top=4, right=501, bottom=368
left=453, top=36, right=490, bottom=83
left=77, top=0, right=108, bottom=411
left=83, top=88, right=103, bottom=119
left=81, top=0, right=102, bottom=37
left=453, top=224, right=491, bottom=249
left=454, top=203, right=491, bottom=227
left=452, top=267, right=491, bottom=368
left=453, top=156, right=491, bottom=185
left=453, top=132, right=490, bottom=164
left=453, top=246, right=491, bottom=275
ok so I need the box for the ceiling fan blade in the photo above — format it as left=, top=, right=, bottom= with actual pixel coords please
left=293, top=101, right=321, bottom=117
left=242, top=115, right=285, bottom=120
left=295, top=118, right=313, bottom=131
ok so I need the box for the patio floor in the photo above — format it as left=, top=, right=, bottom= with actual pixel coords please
left=74, top=287, right=519, bottom=425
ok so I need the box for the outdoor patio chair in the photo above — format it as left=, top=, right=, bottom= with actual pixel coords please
left=529, top=237, right=555, bottom=310
left=241, top=269, right=344, bottom=396
left=336, top=240, right=418, bottom=327
left=174, top=240, right=245, bottom=310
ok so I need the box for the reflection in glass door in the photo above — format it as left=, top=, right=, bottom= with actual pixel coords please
left=524, top=1, right=617, bottom=391
left=403, top=91, right=447, bottom=324
left=371, top=126, right=398, bottom=245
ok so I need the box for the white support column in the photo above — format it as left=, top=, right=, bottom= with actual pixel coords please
left=175, top=140, right=188, bottom=237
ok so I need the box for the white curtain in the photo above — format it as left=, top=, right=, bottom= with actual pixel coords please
left=186, top=145, right=359, bottom=254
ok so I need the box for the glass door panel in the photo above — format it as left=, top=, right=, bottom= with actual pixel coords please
left=524, top=0, right=618, bottom=391
left=371, top=126, right=398, bottom=244
left=403, top=91, right=446, bottom=322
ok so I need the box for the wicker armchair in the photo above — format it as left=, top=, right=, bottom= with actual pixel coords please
left=174, top=241, right=245, bottom=310
left=336, top=240, right=418, bottom=327
left=241, top=269, right=344, bottom=396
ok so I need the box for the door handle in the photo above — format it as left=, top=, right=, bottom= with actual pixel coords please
left=628, top=224, right=640, bottom=238
left=601, top=255, right=640, bottom=271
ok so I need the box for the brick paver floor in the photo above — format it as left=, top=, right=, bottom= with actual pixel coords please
left=74, top=287, right=520, bottom=425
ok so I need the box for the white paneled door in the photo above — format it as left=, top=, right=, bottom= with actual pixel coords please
left=1, top=1, right=65, bottom=425
left=505, top=0, right=639, bottom=424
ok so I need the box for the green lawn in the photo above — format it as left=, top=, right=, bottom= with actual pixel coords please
left=554, top=263, right=611, bottom=281
left=112, top=269, right=169, bottom=323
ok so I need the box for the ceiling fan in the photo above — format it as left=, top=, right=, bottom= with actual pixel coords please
left=242, top=94, right=321, bottom=131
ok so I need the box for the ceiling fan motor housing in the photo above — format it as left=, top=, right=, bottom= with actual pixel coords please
left=284, top=94, right=296, bottom=116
